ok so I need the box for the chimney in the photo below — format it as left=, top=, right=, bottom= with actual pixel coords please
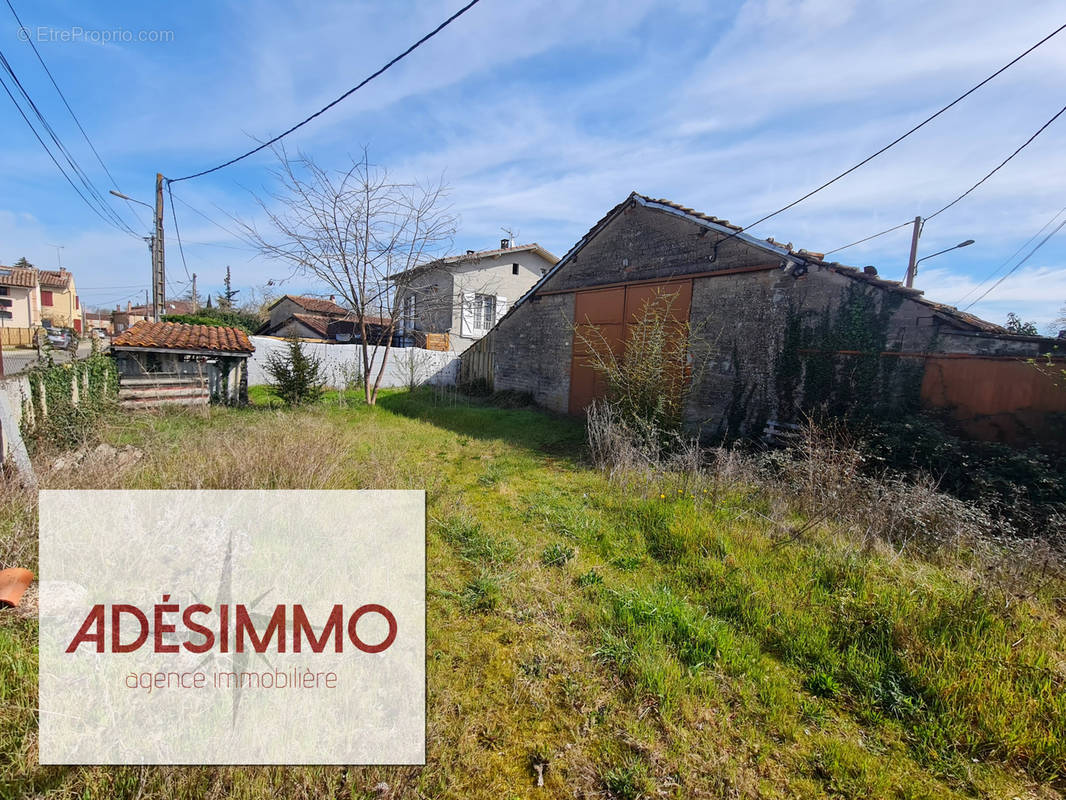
left=466, top=249, right=475, bottom=255
left=329, top=294, right=335, bottom=301
left=126, top=301, right=131, bottom=312
left=500, top=238, right=510, bottom=250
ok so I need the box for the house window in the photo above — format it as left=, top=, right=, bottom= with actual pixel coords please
left=41, top=290, right=53, bottom=305
left=0, top=286, right=8, bottom=295
left=512, top=263, right=519, bottom=275
left=402, top=295, right=415, bottom=330
left=473, top=293, right=496, bottom=330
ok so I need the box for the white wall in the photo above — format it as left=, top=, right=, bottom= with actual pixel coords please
left=247, top=336, right=458, bottom=389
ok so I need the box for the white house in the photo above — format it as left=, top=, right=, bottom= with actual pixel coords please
left=392, top=240, right=557, bottom=353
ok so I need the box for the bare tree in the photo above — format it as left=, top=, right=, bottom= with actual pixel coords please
left=238, top=146, right=456, bottom=404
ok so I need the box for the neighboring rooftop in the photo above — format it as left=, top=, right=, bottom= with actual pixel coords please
left=38, top=269, right=72, bottom=289
left=270, top=294, right=350, bottom=316
left=0, top=266, right=36, bottom=288
left=389, top=242, right=558, bottom=281
left=111, top=321, right=254, bottom=353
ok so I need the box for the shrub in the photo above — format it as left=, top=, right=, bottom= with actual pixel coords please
left=165, top=307, right=263, bottom=333
left=576, top=289, right=713, bottom=437
left=264, top=335, right=325, bottom=406
left=540, top=542, right=575, bottom=567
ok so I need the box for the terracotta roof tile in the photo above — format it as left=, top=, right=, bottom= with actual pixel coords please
left=290, top=313, right=331, bottom=337
left=0, top=266, right=36, bottom=288
left=38, top=269, right=71, bottom=289
left=112, top=321, right=254, bottom=353
left=284, top=294, right=349, bottom=315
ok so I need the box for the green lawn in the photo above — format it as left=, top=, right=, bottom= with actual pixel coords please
left=1, top=387, right=1063, bottom=799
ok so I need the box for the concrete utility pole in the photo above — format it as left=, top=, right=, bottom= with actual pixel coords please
left=152, top=173, right=166, bottom=322
left=191, top=273, right=198, bottom=313
left=905, top=215, right=921, bottom=288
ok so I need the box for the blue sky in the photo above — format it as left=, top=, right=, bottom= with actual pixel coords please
left=1, top=0, right=1064, bottom=330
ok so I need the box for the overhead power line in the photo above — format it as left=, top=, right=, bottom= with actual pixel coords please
left=923, top=102, right=1066, bottom=226
left=166, top=181, right=192, bottom=281
left=169, top=0, right=485, bottom=183
left=0, top=62, right=130, bottom=233
left=824, top=220, right=913, bottom=255
left=954, top=204, right=1066, bottom=306
left=824, top=101, right=1066, bottom=258
left=0, top=46, right=139, bottom=237
left=740, top=21, right=1066, bottom=234
left=962, top=217, right=1066, bottom=310
left=4, top=0, right=145, bottom=231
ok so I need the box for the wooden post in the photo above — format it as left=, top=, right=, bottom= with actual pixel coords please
left=904, top=216, right=921, bottom=288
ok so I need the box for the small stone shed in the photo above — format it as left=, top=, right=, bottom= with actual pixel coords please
left=110, top=321, right=254, bottom=407
left=465, top=192, right=1066, bottom=444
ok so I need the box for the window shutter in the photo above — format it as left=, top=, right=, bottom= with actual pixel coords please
left=460, top=292, right=475, bottom=336
left=495, top=296, right=507, bottom=323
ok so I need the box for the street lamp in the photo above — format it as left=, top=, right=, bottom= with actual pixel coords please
left=906, top=238, right=974, bottom=286
left=110, top=189, right=159, bottom=320
left=109, top=188, right=152, bottom=211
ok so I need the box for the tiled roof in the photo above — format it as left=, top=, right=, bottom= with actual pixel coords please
left=0, top=266, right=36, bottom=288
left=38, top=270, right=71, bottom=289
left=290, top=313, right=331, bottom=337
left=513, top=192, right=1008, bottom=335
left=278, top=294, right=349, bottom=316
left=388, top=243, right=558, bottom=281
left=112, top=321, right=254, bottom=353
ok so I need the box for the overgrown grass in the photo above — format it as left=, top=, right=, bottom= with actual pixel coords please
left=1, top=387, right=1063, bottom=798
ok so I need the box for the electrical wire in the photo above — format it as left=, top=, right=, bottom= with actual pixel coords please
left=954, top=204, right=1066, bottom=306
left=824, top=102, right=1066, bottom=262
left=4, top=0, right=146, bottom=231
left=167, top=0, right=485, bottom=183
left=166, top=181, right=192, bottom=281
left=738, top=22, right=1066, bottom=234
left=0, top=46, right=139, bottom=237
left=823, top=220, right=913, bottom=255
left=962, top=217, right=1066, bottom=310
left=0, top=66, right=127, bottom=232
left=924, top=103, right=1066, bottom=226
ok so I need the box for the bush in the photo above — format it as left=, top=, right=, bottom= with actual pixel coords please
left=264, top=335, right=325, bottom=406
left=165, top=307, right=263, bottom=333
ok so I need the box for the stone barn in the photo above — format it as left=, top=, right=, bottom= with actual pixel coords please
left=463, top=193, right=1066, bottom=444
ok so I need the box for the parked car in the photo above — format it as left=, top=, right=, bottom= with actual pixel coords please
left=91, top=327, right=109, bottom=339
left=39, top=327, right=78, bottom=352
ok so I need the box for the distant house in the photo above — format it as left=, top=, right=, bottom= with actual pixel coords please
left=258, top=294, right=350, bottom=339
left=392, top=240, right=558, bottom=353
left=38, top=269, right=83, bottom=333
left=110, top=320, right=254, bottom=406
left=0, top=266, right=39, bottom=346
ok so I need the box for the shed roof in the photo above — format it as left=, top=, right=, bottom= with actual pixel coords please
left=112, top=321, right=254, bottom=354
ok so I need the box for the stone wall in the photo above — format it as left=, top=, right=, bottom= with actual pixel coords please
left=492, top=293, right=573, bottom=413
left=490, top=198, right=1062, bottom=439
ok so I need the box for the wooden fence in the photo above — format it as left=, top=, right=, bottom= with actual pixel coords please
left=0, top=327, right=35, bottom=347
left=458, top=330, right=494, bottom=389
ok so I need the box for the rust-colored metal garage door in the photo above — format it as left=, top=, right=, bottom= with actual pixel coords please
left=569, top=279, right=692, bottom=414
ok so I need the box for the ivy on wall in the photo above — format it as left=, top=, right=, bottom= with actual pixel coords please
left=21, top=348, right=118, bottom=450
left=774, top=283, right=924, bottom=423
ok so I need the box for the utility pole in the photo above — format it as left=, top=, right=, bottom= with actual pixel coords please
left=191, top=273, right=199, bottom=313
left=904, top=215, right=921, bottom=288
left=153, top=173, right=166, bottom=322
